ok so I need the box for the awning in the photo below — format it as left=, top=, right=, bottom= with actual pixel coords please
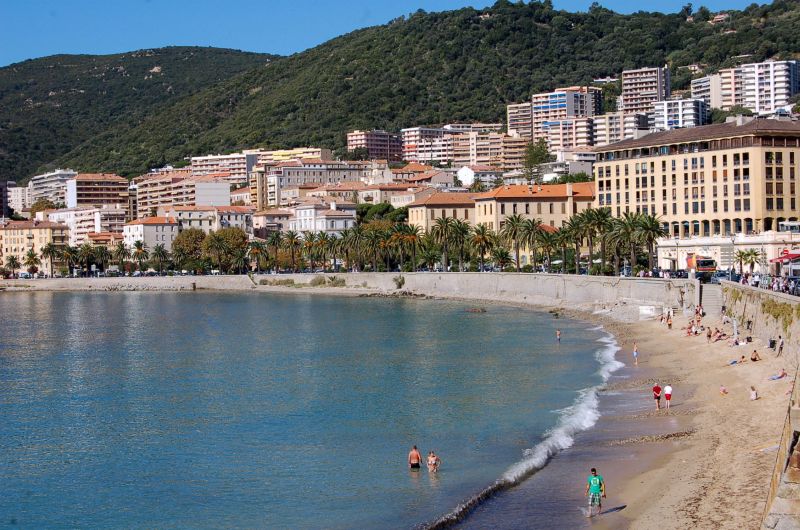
left=770, top=252, right=800, bottom=263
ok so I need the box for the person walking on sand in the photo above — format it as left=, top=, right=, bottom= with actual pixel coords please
left=664, top=384, right=673, bottom=409
left=584, top=467, right=606, bottom=517
left=653, top=383, right=662, bottom=410
left=778, top=336, right=785, bottom=356
left=408, top=445, right=421, bottom=470
left=633, top=342, right=639, bottom=366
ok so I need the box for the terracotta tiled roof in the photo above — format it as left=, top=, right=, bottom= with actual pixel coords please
left=539, top=224, right=558, bottom=233
left=468, top=164, right=497, bottom=172
left=0, top=220, right=67, bottom=230
left=400, top=162, right=434, bottom=173
left=319, top=209, right=356, bottom=218
left=406, top=170, right=451, bottom=182
left=125, top=216, right=177, bottom=226
left=473, top=182, right=595, bottom=200
left=255, top=208, right=292, bottom=216
left=408, top=192, right=476, bottom=207
left=594, top=118, right=800, bottom=152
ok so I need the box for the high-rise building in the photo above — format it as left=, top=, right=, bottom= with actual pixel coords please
left=346, top=130, right=402, bottom=161
left=400, top=127, right=449, bottom=162
left=620, top=66, right=671, bottom=113
left=651, top=99, right=709, bottom=130
left=7, top=182, right=31, bottom=214
left=40, top=206, right=127, bottom=247
left=532, top=87, right=602, bottom=141
left=506, top=102, right=534, bottom=139
left=135, top=173, right=231, bottom=217
left=65, top=174, right=129, bottom=214
left=190, top=153, right=258, bottom=185
left=28, top=169, right=78, bottom=205
left=592, top=117, right=800, bottom=237
left=591, top=112, right=649, bottom=146
left=545, top=118, right=594, bottom=152
left=691, top=61, right=799, bottom=114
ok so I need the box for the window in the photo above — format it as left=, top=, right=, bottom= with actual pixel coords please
left=734, top=199, right=741, bottom=212
left=766, top=198, right=773, bottom=210
left=525, top=204, right=529, bottom=214
left=776, top=152, right=783, bottom=165
left=777, top=198, right=784, bottom=210
left=512, top=204, right=517, bottom=214
left=766, top=183, right=773, bottom=194
left=712, top=155, right=717, bottom=168
left=766, top=151, right=774, bottom=164
left=500, top=204, right=505, bottom=215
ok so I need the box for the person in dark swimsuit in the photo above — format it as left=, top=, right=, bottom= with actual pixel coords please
left=408, top=445, right=421, bottom=469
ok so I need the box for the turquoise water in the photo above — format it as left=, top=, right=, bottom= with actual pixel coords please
left=0, top=292, right=616, bottom=529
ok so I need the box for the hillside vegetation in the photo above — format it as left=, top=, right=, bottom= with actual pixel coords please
left=0, top=47, right=273, bottom=181
left=5, top=1, right=800, bottom=179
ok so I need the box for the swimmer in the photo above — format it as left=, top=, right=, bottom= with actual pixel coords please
left=408, top=445, right=421, bottom=470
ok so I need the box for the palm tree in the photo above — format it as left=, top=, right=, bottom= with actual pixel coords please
left=537, top=229, right=557, bottom=272
left=554, top=228, right=571, bottom=274
left=266, top=232, right=283, bottom=273
left=204, top=232, right=228, bottom=272
left=151, top=243, right=170, bottom=274
left=734, top=249, right=748, bottom=274
left=742, top=248, right=762, bottom=273
left=23, top=249, right=41, bottom=274
left=132, top=240, right=149, bottom=271
left=282, top=230, right=302, bottom=272
left=501, top=214, right=526, bottom=272
left=363, top=228, right=386, bottom=271
left=637, top=214, right=668, bottom=271
left=39, top=242, right=60, bottom=278
left=303, top=232, right=319, bottom=272
left=431, top=216, right=456, bottom=272
left=390, top=225, right=409, bottom=271
left=317, top=233, right=332, bottom=271
left=470, top=224, right=494, bottom=272
left=61, top=245, right=79, bottom=277
left=610, top=212, right=641, bottom=273
left=521, top=217, right=542, bottom=271
left=575, top=210, right=596, bottom=274
left=78, top=243, right=95, bottom=276
left=419, top=235, right=440, bottom=271
left=404, top=225, right=422, bottom=272
left=590, top=207, right=613, bottom=274
left=324, top=234, right=340, bottom=271
left=562, top=217, right=584, bottom=274
left=112, top=241, right=131, bottom=272
left=451, top=219, right=471, bottom=272
left=231, top=247, right=249, bottom=274
left=5, top=255, right=20, bottom=277
left=94, top=245, right=112, bottom=272
left=248, top=241, right=268, bottom=274
left=490, top=246, right=512, bottom=270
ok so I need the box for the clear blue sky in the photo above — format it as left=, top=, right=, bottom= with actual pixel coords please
left=0, top=0, right=756, bottom=67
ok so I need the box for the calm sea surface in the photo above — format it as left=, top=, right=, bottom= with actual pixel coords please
left=0, top=291, right=614, bottom=529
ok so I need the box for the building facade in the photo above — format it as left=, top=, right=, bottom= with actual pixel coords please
left=190, top=152, right=257, bottom=185
left=346, top=130, right=402, bottom=161
left=41, top=206, right=127, bottom=247
left=136, top=173, right=230, bottom=216
left=620, top=66, right=671, bottom=113
left=123, top=217, right=179, bottom=252
left=252, top=159, right=369, bottom=209
left=651, top=98, right=709, bottom=130
left=28, top=169, right=77, bottom=205
left=407, top=193, right=477, bottom=232
left=691, top=60, right=800, bottom=114
left=65, top=174, right=129, bottom=213
left=592, top=117, right=800, bottom=239
left=0, top=220, right=68, bottom=274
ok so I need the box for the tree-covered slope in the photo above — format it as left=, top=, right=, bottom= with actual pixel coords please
left=0, top=47, right=273, bottom=181
left=10, top=1, right=800, bottom=179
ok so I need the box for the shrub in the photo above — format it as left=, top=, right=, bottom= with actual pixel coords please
left=393, top=275, right=405, bottom=289
left=259, top=278, right=295, bottom=286
left=521, top=264, right=534, bottom=273
left=309, top=275, right=327, bottom=286
left=327, top=276, right=346, bottom=287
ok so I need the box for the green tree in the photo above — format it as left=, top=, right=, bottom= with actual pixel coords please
left=39, top=242, right=60, bottom=278
left=470, top=223, right=495, bottom=272
left=431, top=216, right=456, bottom=272
left=5, top=255, right=21, bottom=277
left=112, top=241, right=131, bottom=271
left=522, top=139, right=551, bottom=185
left=282, top=231, right=302, bottom=272
left=151, top=243, right=170, bottom=274
left=24, top=249, right=41, bottom=274
left=172, top=228, right=206, bottom=270
left=61, top=245, right=79, bottom=276
left=501, top=213, right=526, bottom=272
left=29, top=199, right=57, bottom=218
left=78, top=243, right=95, bottom=276
left=132, top=241, right=149, bottom=271
left=94, top=245, right=112, bottom=272
left=248, top=240, right=268, bottom=274
left=267, top=232, right=283, bottom=272
left=490, top=247, right=512, bottom=270
left=637, top=214, right=668, bottom=270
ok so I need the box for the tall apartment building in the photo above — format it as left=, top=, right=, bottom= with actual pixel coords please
left=346, top=130, right=402, bottom=161
left=532, top=86, right=602, bottom=140
left=136, top=173, right=230, bottom=217
left=501, top=135, right=529, bottom=170
left=545, top=117, right=594, bottom=152
left=28, top=169, right=78, bottom=205
left=40, top=206, right=127, bottom=247
left=65, top=174, right=129, bottom=215
left=620, top=66, right=671, bottom=113
left=401, top=127, right=449, bottom=162
left=251, top=147, right=332, bottom=165
left=651, top=99, right=709, bottom=130
left=190, top=152, right=258, bottom=185
left=591, top=112, right=649, bottom=146
left=452, top=131, right=504, bottom=168
left=442, top=123, right=503, bottom=133
left=252, top=159, right=369, bottom=209
left=507, top=102, right=534, bottom=139
left=0, top=181, right=9, bottom=218
left=691, top=61, right=799, bottom=114
left=592, top=117, right=800, bottom=239
left=7, top=182, right=31, bottom=214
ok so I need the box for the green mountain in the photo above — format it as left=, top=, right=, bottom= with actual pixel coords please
left=5, top=1, right=800, bottom=180
left=0, top=47, right=273, bottom=181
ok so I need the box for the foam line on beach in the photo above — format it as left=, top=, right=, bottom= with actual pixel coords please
left=420, top=329, right=622, bottom=529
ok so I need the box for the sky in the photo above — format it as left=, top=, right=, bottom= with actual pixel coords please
left=0, top=0, right=757, bottom=67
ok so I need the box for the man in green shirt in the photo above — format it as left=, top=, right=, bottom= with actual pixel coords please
left=584, top=467, right=606, bottom=516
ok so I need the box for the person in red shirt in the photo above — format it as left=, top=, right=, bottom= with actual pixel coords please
left=652, top=383, right=662, bottom=410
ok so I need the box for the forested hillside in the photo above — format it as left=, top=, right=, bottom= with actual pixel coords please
left=0, top=47, right=273, bottom=181
left=4, top=1, right=800, bottom=179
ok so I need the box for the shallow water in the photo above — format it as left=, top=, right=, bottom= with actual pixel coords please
left=0, top=291, right=614, bottom=529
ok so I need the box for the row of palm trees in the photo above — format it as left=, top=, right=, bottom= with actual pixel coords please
left=255, top=208, right=667, bottom=275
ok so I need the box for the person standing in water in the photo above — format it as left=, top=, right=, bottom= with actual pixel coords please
left=584, top=467, right=606, bottom=517
left=408, top=445, right=421, bottom=470
left=664, top=384, right=673, bottom=410
left=556, top=329, right=561, bottom=344
left=653, top=383, right=662, bottom=410
left=632, top=342, right=639, bottom=366
left=427, top=451, right=441, bottom=473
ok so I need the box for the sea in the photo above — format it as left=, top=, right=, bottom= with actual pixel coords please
left=0, top=291, right=626, bottom=529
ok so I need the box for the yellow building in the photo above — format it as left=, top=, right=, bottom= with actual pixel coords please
left=0, top=220, right=68, bottom=274
left=592, top=118, right=800, bottom=238
left=473, top=182, right=595, bottom=231
left=407, top=193, right=477, bottom=232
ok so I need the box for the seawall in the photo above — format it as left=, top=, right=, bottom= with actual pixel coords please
left=721, top=281, right=800, bottom=528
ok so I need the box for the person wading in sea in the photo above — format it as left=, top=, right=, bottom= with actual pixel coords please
left=585, top=467, right=606, bottom=517
left=408, top=445, right=421, bottom=470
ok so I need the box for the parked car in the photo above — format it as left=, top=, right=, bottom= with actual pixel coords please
left=710, top=270, right=741, bottom=284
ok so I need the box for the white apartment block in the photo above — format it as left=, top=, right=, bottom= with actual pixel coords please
left=28, top=169, right=77, bottom=204
left=286, top=202, right=356, bottom=236
left=545, top=117, right=594, bottom=152
left=651, top=98, right=709, bottom=130
left=136, top=173, right=230, bottom=217
left=532, top=87, right=602, bottom=140
left=190, top=152, right=258, bottom=185
left=123, top=217, right=179, bottom=252
left=7, top=182, right=30, bottom=213
left=39, top=206, right=127, bottom=247
left=161, top=206, right=255, bottom=235
left=620, top=66, right=671, bottom=113
left=442, top=123, right=503, bottom=133
left=252, top=159, right=369, bottom=209
left=691, top=60, right=799, bottom=114
left=401, top=127, right=449, bottom=162
left=591, top=112, right=649, bottom=146
left=506, top=102, right=534, bottom=139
